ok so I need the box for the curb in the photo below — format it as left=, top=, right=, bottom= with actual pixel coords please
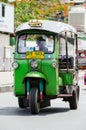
left=0, top=84, right=13, bottom=93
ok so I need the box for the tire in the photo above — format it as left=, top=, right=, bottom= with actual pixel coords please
left=69, top=86, right=79, bottom=110
left=29, top=87, right=40, bottom=114
left=18, top=97, right=26, bottom=108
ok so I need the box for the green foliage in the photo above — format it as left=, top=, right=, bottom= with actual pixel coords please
left=0, top=0, right=7, bottom=2
left=14, top=0, right=68, bottom=28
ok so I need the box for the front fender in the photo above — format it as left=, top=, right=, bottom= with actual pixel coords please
left=24, top=71, right=47, bottom=81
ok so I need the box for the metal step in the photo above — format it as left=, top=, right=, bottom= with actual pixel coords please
left=57, top=94, right=72, bottom=98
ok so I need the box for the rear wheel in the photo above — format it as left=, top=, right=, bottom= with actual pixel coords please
left=69, top=86, right=79, bottom=109
left=29, top=87, right=40, bottom=114
left=18, top=97, right=26, bottom=108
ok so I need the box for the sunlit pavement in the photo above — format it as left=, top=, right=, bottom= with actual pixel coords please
left=79, top=70, right=86, bottom=88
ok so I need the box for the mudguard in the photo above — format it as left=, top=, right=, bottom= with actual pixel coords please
left=24, top=71, right=47, bottom=81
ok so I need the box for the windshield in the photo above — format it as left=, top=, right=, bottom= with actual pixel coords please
left=18, top=34, right=54, bottom=54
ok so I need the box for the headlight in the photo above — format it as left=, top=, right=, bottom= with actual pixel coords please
left=12, top=61, right=18, bottom=69
left=30, top=60, right=38, bottom=68
left=52, top=61, right=57, bottom=68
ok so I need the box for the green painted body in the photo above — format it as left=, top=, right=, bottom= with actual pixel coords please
left=59, top=72, right=73, bottom=85
left=13, top=29, right=74, bottom=98
left=14, top=54, right=59, bottom=96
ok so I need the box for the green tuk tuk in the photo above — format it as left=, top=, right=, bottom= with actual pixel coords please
left=12, top=20, right=79, bottom=114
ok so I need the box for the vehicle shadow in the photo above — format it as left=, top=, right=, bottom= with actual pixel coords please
left=39, top=107, right=70, bottom=116
left=0, top=106, right=70, bottom=116
left=0, top=107, right=31, bottom=116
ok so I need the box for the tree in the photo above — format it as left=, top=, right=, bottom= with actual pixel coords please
left=0, top=0, right=8, bottom=2
left=14, top=0, right=68, bottom=27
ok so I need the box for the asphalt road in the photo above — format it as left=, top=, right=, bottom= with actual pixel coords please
left=0, top=70, right=86, bottom=130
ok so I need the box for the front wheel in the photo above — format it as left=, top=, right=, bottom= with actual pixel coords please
left=69, top=86, right=79, bottom=109
left=29, top=87, right=40, bottom=114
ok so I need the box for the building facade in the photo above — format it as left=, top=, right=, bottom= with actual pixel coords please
left=0, top=2, right=14, bottom=71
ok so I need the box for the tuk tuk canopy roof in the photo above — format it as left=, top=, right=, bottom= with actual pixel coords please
left=15, top=20, right=77, bottom=34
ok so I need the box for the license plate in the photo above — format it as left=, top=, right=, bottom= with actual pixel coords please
left=26, top=51, right=44, bottom=59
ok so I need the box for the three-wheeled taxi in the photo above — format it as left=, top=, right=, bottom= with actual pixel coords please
left=12, top=20, right=79, bottom=114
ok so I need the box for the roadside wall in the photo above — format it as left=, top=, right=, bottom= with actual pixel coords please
left=0, top=33, right=14, bottom=72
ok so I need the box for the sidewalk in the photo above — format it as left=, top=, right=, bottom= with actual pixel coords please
left=0, top=71, right=13, bottom=92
